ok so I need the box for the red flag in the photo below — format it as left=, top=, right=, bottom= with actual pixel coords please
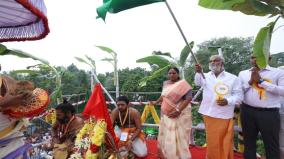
left=82, top=84, right=117, bottom=146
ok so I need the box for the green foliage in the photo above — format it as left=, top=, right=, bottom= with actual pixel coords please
left=179, top=41, right=194, bottom=67
left=270, top=52, right=284, bottom=67
left=61, top=64, right=90, bottom=95
left=198, top=0, right=284, bottom=69
left=98, top=67, right=165, bottom=101
left=136, top=43, right=194, bottom=87
left=139, top=65, right=171, bottom=87
left=0, top=44, right=49, bottom=65
left=253, top=17, right=279, bottom=69
left=199, top=0, right=282, bottom=16
left=137, top=55, right=173, bottom=68
left=96, top=45, right=115, bottom=54
left=75, top=56, right=94, bottom=70
left=189, top=37, right=254, bottom=78
left=199, top=0, right=245, bottom=11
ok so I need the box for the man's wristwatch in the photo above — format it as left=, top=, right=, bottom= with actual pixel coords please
left=258, top=78, right=264, bottom=84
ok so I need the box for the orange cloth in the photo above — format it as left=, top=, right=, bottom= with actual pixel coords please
left=161, top=80, right=192, bottom=115
left=203, top=115, right=234, bottom=159
left=118, top=127, right=145, bottom=147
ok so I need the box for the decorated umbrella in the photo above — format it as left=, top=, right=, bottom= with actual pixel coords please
left=0, top=0, right=49, bottom=42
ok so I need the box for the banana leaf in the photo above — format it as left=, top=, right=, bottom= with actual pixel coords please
left=96, top=45, right=115, bottom=55
left=199, top=0, right=280, bottom=16
left=75, top=57, right=93, bottom=68
left=253, top=17, right=279, bottom=69
left=139, top=65, right=171, bottom=87
left=136, top=55, right=171, bottom=68
left=179, top=41, right=194, bottom=67
left=85, top=55, right=97, bottom=70
left=0, top=44, right=49, bottom=65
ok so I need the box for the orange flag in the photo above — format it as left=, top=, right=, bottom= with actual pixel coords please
left=82, top=83, right=117, bottom=146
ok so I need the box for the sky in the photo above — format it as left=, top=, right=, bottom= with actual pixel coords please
left=1, top=0, right=284, bottom=74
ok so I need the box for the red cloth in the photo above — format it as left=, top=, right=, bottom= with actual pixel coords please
left=137, top=139, right=261, bottom=159
left=82, top=84, right=117, bottom=146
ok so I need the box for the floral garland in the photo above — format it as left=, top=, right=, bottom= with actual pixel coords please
left=70, top=118, right=107, bottom=159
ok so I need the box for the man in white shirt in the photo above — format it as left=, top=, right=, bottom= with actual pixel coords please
left=195, top=55, right=243, bottom=159
left=239, top=55, right=284, bottom=159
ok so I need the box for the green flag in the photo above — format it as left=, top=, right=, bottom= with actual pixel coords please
left=97, top=0, right=164, bottom=20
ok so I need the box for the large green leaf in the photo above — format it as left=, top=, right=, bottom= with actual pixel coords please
left=75, top=57, right=91, bottom=66
left=198, top=0, right=245, bottom=10
left=0, top=44, right=7, bottom=54
left=253, top=18, right=278, bottom=69
left=85, top=55, right=97, bottom=69
left=199, top=0, right=280, bottom=16
left=136, top=55, right=171, bottom=68
left=233, top=0, right=280, bottom=16
left=179, top=41, right=194, bottom=67
left=0, top=44, right=49, bottom=65
left=96, top=45, right=114, bottom=54
left=261, top=0, right=284, bottom=7
left=139, top=65, right=171, bottom=87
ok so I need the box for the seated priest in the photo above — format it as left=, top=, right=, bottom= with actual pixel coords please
left=52, top=99, right=84, bottom=159
left=111, top=96, right=147, bottom=158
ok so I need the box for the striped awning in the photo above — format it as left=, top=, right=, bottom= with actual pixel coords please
left=0, top=0, right=49, bottom=42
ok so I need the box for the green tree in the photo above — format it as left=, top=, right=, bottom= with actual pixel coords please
left=270, top=52, right=284, bottom=67
left=190, top=37, right=254, bottom=77
left=61, top=64, right=90, bottom=95
left=198, top=0, right=284, bottom=69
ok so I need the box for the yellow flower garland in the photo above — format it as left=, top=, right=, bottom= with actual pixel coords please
left=44, top=109, right=56, bottom=125
left=71, top=119, right=107, bottom=159
left=90, top=120, right=106, bottom=146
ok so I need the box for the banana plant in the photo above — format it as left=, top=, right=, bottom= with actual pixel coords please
left=96, top=45, right=119, bottom=98
left=0, top=43, right=63, bottom=104
left=75, top=55, right=117, bottom=107
left=136, top=42, right=193, bottom=87
left=198, top=0, right=284, bottom=69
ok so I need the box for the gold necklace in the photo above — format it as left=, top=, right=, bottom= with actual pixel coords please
left=118, top=108, right=129, bottom=127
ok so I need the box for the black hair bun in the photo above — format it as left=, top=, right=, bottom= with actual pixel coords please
left=63, top=97, right=68, bottom=104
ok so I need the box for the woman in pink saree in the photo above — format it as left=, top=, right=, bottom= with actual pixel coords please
left=152, top=67, right=192, bottom=159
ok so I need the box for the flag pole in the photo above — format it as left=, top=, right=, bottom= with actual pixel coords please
left=164, top=0, right=205, bottom=79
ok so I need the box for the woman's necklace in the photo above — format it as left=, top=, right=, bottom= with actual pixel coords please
left=118, top=108, right=129, bottom=127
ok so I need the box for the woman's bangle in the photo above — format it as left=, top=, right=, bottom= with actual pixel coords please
left=175, top=107, right=181, bottom=113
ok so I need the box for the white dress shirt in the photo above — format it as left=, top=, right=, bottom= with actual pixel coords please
left=238, top=66, right=284, bottom=108
left=195, top=71, right=243, bottom=119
